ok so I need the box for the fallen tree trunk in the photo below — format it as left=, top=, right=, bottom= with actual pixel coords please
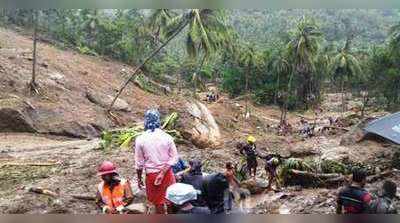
left=320, top=126, right=350, bottom=132
left=290, top=169, right=343, bottom=179
left=71, top=194, right=96, bottom=201
left=29, top=187, right=58, bottom=197
left=287, top=169, right=346, bottom=187
left=287, top=169, right=394, bottom=188
left=0, top=162, right=58, bottom=168
left=367, top=170, right=393, bottom=183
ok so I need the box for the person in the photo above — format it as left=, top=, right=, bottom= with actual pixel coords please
left=337, top=168, right=372, bottom=214
left=180, top=159, right=206, bottom=206
left=369, top=180, right=398, bottom=214
left=224, top=162, right=241, bottom=212
left=166, top=183, right=210, bottom=214
left=260, top=154, right=281, bottom=191
left=172, top=157, right=189, bottom=176
left=134, top=109, right=179, bottom=214
left=95, top=161, right=134, bottom=214
left=206, top=91, right=218, bottom=103
left=239, top=136, right=258, bottom=179
left=201, top=173, right=230, bottom=214
left=299, top=117, right=313, bottom=137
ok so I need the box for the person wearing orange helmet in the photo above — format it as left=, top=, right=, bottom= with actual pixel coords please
left=95, top=161, right=134, bottom=214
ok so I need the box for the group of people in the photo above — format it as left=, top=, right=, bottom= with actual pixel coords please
left=337, top=168, right=398, bottom=214
left=95, top=109, right=234, bottom=214
left=94, top=109, right=398, bottom=214
left=237, top=136, right=281, bottom=191
left=206, top=91, right=219, bottom=103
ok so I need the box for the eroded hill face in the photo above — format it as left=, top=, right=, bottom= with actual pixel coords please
left=0, top=27, right=399, bottom=214
left=0, top=27, right=181, bottom=138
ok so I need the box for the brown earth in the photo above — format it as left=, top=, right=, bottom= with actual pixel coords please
left=0, top=27, right=399, bottom=214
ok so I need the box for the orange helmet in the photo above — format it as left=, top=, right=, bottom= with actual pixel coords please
left=98, top=161, right=117, bottom=176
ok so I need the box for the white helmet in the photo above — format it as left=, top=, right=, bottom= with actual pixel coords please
left=165, top=183, right=201, bottom=205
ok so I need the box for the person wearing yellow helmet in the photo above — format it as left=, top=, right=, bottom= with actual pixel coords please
left=247, top=136, right=256, bottom=144
left=239, top=136, right=258, bottom=179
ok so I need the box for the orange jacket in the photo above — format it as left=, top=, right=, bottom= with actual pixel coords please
left=98, top=178, right=130, bottom=212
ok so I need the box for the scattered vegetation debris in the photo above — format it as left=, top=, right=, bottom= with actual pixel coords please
left=100, top=112, right=183, bottom=149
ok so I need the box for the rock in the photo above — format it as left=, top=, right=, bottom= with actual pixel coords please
left=184, top=100, right=221, bottom=149
left=48, top=72, right=64, bottom=81
left=0, top=97, right=37, bottom=133
left=289, top=146, right=319, bottom=157
left=86, top=89, right=131, bottom=112
left=340, top=120, right=369, bottom=146
left=238, top=188, right=251, bottom=200
left=240, top=179, right=268, bottom=195
left=49, top=121, right=101, bottom=138
left=392, top=151, right=400, bottom=169
left=125, top=203, right=147, bottom=214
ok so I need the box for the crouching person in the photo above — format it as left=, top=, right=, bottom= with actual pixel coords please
left=96, top=161, right=134, bottom=214
left=166, top=183, right=210, bottom=214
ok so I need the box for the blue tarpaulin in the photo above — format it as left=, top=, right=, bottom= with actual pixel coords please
left=364, top=112, right=400, bottom=145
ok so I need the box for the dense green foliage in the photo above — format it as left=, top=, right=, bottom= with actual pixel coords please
left=1, top=9, right=400, bottom=111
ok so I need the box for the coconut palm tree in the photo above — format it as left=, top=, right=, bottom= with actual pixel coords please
left=271, top=50, right=292, bottom=124
left=147, top=9, right=175, bottom=44
left=80, top=9, right=101, bottom=48
left=389, top=22, right=400, bottom=55
left=237, top=45, right=263, bottom=118
left=108, top=9, right=231, bottom=112
left=329, top=36, right=362, bottom=113
left=271, top=50, right=291, bottom=104
left=287, top=17, right=323, bottom=108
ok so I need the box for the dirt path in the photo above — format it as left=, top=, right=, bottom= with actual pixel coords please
left=0, top=133, right=111, bottom=213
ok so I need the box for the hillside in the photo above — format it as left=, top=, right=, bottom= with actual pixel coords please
left=0, top=27, right=399, bottom=214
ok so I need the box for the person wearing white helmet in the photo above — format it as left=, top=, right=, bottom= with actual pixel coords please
left=166, top=183, right=210, bottom=214
left=259, top=154, right=281, bottom=191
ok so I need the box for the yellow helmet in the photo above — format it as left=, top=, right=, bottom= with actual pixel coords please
left=247, top=135, right=256, bottom=144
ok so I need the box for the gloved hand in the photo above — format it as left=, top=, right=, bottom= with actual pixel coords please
left=102, top=206, right=112, bottom=214
left=116, top=205, right=125, bottom=214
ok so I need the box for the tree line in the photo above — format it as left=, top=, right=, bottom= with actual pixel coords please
left=0, top=9, right=399, bottom=121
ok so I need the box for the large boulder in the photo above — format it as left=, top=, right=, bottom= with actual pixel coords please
left=86, top=89, right=131, bottom=112
left=47, top=121, right=101, bottom=138
left=0, top=97, right=37, bottom=132
left=184, top=100, right=221, bottom=148
left=240, top=179, right=268, bottom=195
left=340, top=119, right=370, bottom=146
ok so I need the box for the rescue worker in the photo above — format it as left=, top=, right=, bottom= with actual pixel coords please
left=95, top=161, right=134, bottom=214
left=260, top=154, right=281, bottom=191
left=337, top=168, right=372, bottom=214
left=166, top=183, right=210, bottom=214
left=369, top=180, right=398, bottom=214
left=134, top=109, right=179, bottom=214
left=239, top=136, right=258, bottom=179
